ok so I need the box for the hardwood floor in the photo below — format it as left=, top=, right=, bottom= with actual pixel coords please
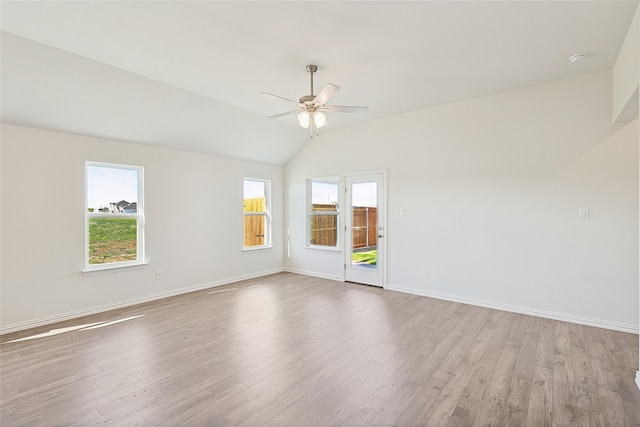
left=1, top=272, right=639, bottom=426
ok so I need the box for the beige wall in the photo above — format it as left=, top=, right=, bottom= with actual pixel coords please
left=613, top=5, right=639, bottom=123
left=0, top=124, right=284, bottom=331
left=611, top=1, right=640, bottom=388
left=285, top=70, right=639, bottom=333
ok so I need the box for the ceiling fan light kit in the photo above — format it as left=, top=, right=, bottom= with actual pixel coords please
left=297, top=111, right=311, bottom=128
left=314, top=112, right=327, bottom=128
left=297, top=110, right=327, bottom=129
left=261, top=64, right=368, bottom=137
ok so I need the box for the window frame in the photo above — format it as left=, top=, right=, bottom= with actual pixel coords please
left=306, top=177, right=340, bottom=251
left=84, top=161, right=145, bottom=272
left=243, top=177, right=272, bottom=250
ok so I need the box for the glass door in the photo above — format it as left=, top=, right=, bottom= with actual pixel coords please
left=345, top=173, right=385, bottom=287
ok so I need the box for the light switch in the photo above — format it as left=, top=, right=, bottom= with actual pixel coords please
left=578, top=208, right=589, bottom=219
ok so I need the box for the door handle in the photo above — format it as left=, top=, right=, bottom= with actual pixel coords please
left=377, top=234, right=384, bottom=238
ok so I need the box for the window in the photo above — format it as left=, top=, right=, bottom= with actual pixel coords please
left=85, top=162, right=144, bottom=270
left=307, top=178, right=339, bottom=248
left=243, top=178, right=271, bottom=249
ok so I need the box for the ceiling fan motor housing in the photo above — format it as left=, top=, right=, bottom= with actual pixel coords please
left=299, top=94, right=316, bottom=105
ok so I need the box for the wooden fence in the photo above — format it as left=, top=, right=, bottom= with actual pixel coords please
left=352, top=207, right=377, bottom=249
left=309, top=204, right=377, bottom=249
left=310, top=204, right=338, bottom=246
left=245, top=199, right=377, bottom=249
left=244, top=197, right=265, bottom=247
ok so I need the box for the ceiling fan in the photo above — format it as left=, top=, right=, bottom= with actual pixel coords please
left=260, top=65, right=368, bottom=136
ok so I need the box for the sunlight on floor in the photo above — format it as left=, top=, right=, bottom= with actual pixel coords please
left=2, top=315, right=145, bottom=344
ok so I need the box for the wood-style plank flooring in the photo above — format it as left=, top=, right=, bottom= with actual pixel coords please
left=1, top=272, right=639, bottom=426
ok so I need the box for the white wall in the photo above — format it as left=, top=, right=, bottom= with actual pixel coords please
left=0, top=124, right=284, bottom=332
left=613, top=4, right=639, bottom=123
left=611, top=2, right=640, bottom=387
left=285, top=70, right=639, bottom=333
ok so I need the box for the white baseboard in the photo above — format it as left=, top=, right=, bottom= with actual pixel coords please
left=636, top=371, right=640, bottom=391
left=283, top=267, right=343, bottom=282
left=5, top=270, right=636, bottom=337
left=385, top=284, right=639, bottom=335
left=0, top=268, right=284, bottom=335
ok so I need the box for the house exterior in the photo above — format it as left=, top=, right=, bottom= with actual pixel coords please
left=123, top=202, right=137, bottom=213
left=109, top=200, right=136, bottom=213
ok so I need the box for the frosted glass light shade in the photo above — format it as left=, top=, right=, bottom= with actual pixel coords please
left=297, top=111, right=311, bottom=128
left=314, top=112, right=327, bottom=128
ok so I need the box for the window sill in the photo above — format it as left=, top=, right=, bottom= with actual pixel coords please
left=82, top=261, right=148, bottom=276
left=306, top=246, right=342, bottom=253
left=243, top=246, right=273, bottom=252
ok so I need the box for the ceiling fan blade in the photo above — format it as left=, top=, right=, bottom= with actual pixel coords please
left=267, top=110, right=300, bottom=119
left=260, top=92, right=303, bottom=107
left=312, top=83, right=340, bottom=106
left=320, top=105, right=369, bottom=114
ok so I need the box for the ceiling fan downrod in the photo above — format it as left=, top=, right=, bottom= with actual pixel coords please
left=306, top=64, right=317, bottom=97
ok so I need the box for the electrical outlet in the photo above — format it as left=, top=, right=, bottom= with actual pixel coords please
left=423, top=269, right=429, bottom=278
left=156, top=271, right=163, bottom=280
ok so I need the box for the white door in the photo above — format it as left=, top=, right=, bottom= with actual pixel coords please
left=345, top=173, right=385, bottom=287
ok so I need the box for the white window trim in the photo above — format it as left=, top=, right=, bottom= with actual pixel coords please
left=306, top=177, right=340, bottom=251
left=82, top=261, right=148, bottom=276
left=84, top=161, right=145, bottom=272
left=243, top=177, right=272, bottom=250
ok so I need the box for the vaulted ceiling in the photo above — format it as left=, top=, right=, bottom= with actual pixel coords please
left=1, top=1, right=637, bottom=164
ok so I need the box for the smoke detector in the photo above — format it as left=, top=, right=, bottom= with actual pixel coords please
left=569, top=53, right=587, bottom=63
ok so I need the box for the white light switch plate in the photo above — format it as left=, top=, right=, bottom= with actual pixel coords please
left=578, top=208, right=589, bottom=219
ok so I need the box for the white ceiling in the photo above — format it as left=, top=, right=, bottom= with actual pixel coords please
left=1, top=1, right=637, bottom=165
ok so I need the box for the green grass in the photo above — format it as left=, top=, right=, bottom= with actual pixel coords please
left=352, top=249, right=377, bottom=265
left=88, top=217, right=137, bottom=265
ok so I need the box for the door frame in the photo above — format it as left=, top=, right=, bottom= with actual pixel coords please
left=343, top=169, right=388, bottom=287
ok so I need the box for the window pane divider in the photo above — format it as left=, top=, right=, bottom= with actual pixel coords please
left=87, top=213, right=141, bottom=218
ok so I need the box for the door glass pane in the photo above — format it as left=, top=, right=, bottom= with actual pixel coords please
left=351, top=182, right=377, bottom=268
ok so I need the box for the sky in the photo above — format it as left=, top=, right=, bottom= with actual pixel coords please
left=87, top=170, right=376, bottom=210
left=244, top=179, right=267, bottom=199
left=312, top=181, right=377, bottom=207
left=87, top=165, right=138, bottom=209
left=311, top=182, right=338, bottom=204
left=351, top=182, right=377, bottom=207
